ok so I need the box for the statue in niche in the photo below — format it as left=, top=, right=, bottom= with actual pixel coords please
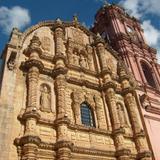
left=79, top=54, right=89, bottom=69
left=116, top=103, right=128, bottom=127
left=73, top=51, right=80, bottom=66
left=40, top=84, right=51, bottom=112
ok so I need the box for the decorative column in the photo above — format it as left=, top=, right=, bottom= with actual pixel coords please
left=54, top=75, right=72, bottom=160
left=118, top=62, right=152, bottom=160
left=103, top=71, right=131, bottom=160
left=95, top=34, right=108, bottom=71
left=15, top=35, right=43, bottom=160
left=94, top=95, right=107, bottom=129
left=53, top=18, right=66, bottom=69
left=52, top=21, right=72, bottom=160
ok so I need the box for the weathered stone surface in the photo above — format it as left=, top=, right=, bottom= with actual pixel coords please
left=0, top=15, right=152, bottom=160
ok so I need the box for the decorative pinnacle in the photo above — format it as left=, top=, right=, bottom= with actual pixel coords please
left=56, top=18, right=62, bottom=24
left=95, top=33, right=105, bottom=44
left=97, top=33, right=101, bottom=38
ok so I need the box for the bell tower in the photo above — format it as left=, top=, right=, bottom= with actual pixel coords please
left=92, top=3, right=160, bottom=159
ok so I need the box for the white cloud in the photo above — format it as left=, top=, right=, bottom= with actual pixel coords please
left=119, top=0, right=160, bottom=19
left=142, top=20, right=160, bottom=46
left=0, top=6, right=31, bottom=34
left=119, top=0, right=141, bottom=18
left=119, top=0, right=160, bottom=61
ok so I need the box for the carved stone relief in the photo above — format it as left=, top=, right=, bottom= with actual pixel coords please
left=40, top=84, right=51, bottom=112
left=41, top=36, right=51, bottom=52
left=94, top=95, right=107, bottom=129
left=106, top=57, right=114, bottom=72
left=25, top=119, right=37, bottom=135
left=79, top=54, right=89, bottom=69
left=71, top=90, right=83, bottom=124
left=116, top=103, right=128, bottom=128
left=73, top=50, right=80, bottom=66
left=87, top=45, right=95, bottom=71
left=84, top=92, right=95, bottom=109
left=66, top=39, right=95, bottom=71
left=72, top=28, right=84, bottom=44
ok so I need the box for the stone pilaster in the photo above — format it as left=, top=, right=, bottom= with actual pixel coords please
left=54, top=81, right=72, bottom=160
left=103, top=73, right=131, bottom=160
left=16, top=35, right=42, bottom=160
left=55, top=74, right=67, bottom=118
left=53, top=43, right=71, bottom=159
left=53, top=19, right=66, bottom=69
left=94, top=95, right=107, bottom=129
left=118, top=62, right=152, bottom=160
left=95, top=35, right=108, bottom=71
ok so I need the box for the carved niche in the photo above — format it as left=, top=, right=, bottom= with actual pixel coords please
left=79, top=51, right=89, bottom=69
left=39, top=84, right=51, bottom=112
left=72, top=49, right=80, bottom=66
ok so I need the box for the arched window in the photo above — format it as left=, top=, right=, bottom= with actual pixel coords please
left=80, top=102, right=95, bottom=127
left=141, top=62, right=156, bottom=88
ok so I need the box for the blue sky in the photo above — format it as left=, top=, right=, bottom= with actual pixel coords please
left=0, top=0, right=160, bottom=60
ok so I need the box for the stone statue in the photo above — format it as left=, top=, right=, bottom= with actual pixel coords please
left=40, top=85, right=51, bottom=112
left=80, top=54, right=88, bottom=69
left=73, top=51, right=80, bottom=66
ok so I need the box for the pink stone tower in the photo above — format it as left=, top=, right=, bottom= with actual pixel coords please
left=92, top=3, right=160, bottom=159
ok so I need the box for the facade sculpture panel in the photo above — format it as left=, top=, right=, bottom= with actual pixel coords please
left=0, top=7, right=154, bottom=160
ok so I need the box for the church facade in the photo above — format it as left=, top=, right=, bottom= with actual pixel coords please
left=0, top=4, right=156, bottom=160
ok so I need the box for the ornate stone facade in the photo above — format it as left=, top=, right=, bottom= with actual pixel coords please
left=0, top=16, right=152, bottom=160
